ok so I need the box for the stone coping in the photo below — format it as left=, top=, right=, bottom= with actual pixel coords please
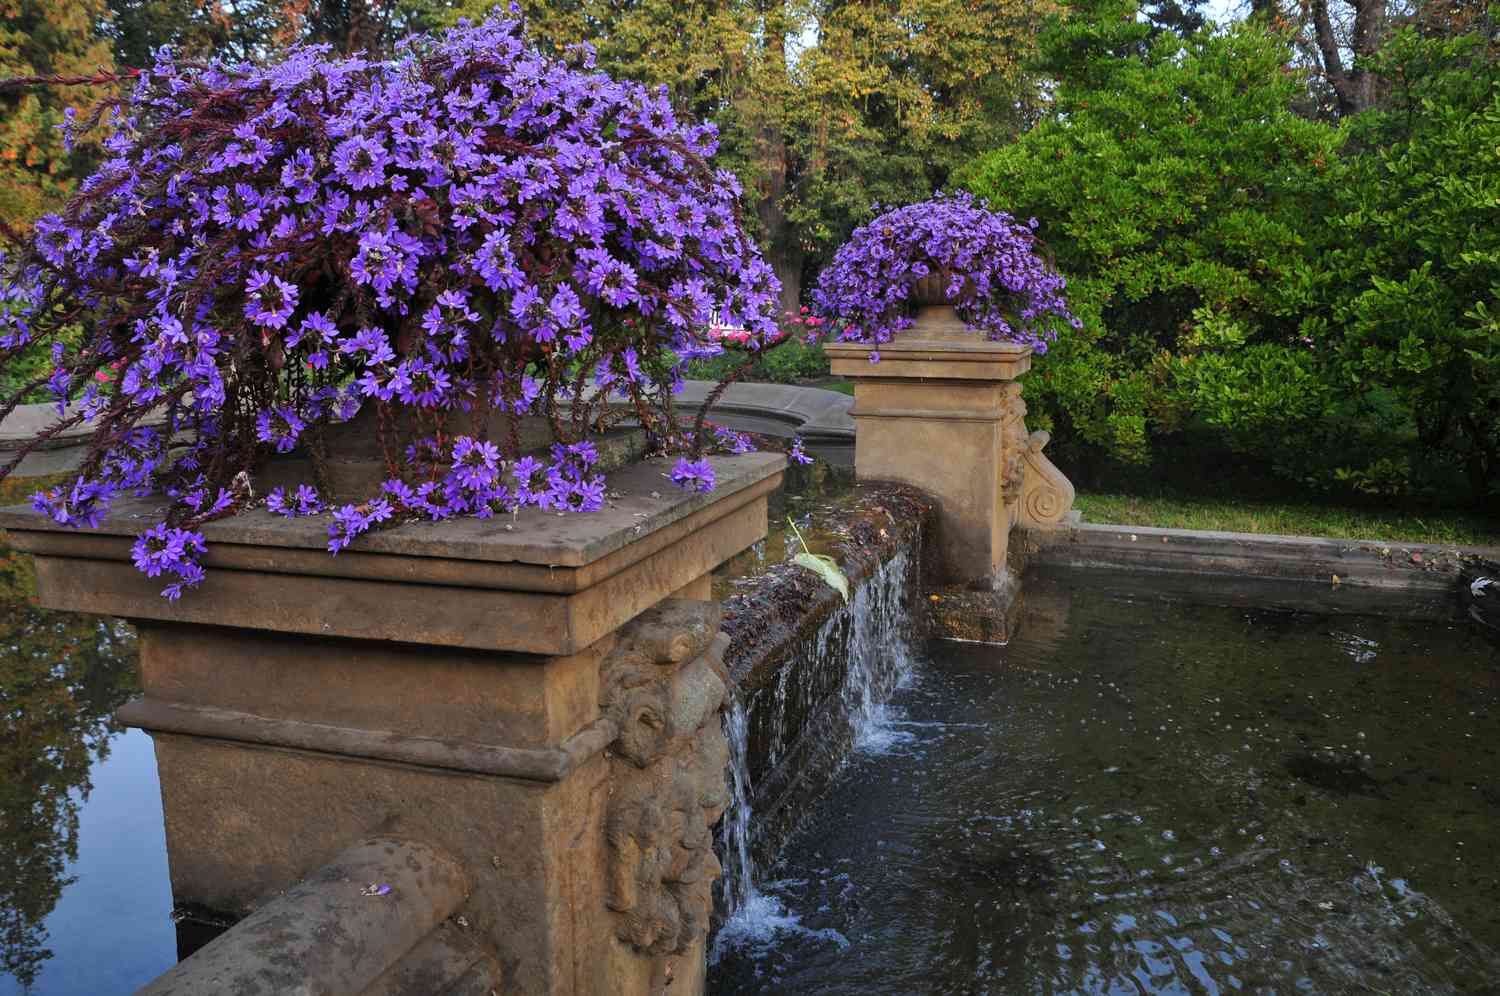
left=0, top=400, right=114, bottom=452
left=1019, top=520, right=1500, bottom=592
left=117, top=697, right=618, bottom=782
left=5, top=453, right=784, bottom=652
left=826, top=334, right=1032, bottom=380
left=614, top=380, right=855, bottom=444
left=1, top=388, right=851, bottom=480
left=0, top=451, right=784, bottom=573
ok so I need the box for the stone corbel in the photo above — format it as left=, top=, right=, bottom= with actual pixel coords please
left=1016, top=429, right=1076, bottom=528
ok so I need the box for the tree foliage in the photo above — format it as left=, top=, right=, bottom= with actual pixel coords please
left=958, top=0, right=1339, bottom=468
left=1303, top=25, right=1500, bottom=499
left=0, top=0, right=115, bottom=228
left=960, top=0, right=1500, bottom=502
left=415, top=0, right=1052, bottom=307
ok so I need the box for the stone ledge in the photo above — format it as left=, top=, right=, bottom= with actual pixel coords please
left=1018, top=520, right=1500, bottom=592
left=117, top=696, right=619, bottom=782
left=4, top=452, right=784, bottom=654
left=0, top=451, right=784, bottom=570
left=616, top=381, right=856, bottom=444
left=826, top=336, right=1031, bottom=381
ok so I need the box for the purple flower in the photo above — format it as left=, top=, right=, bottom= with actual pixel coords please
left=713, top=426, right=753, bottom=455
left=511, top=455, right=550, bottom=505
left=32, top=478, right=115, bottom=529
left=338, top=326, right=395, bottom=364
left=327, top=498, right=394, bottom=553
left=551, top=440, right=598, bottom=473
left=130, top=523, right=208, bottom=598
left=451, top=435, right=502, bottom=490
left=332, top=135, right=389, bottom=190
left=255, top=404, right=306, bottom=453
left=245, top=269, right=299, bottom=329
left=670, top=457, right=716, bottom=494
left=9, top=13, right=791, bottom=600
left=550, top=473, right=606, bottom=512
left=789, top=437, right=813, bottom=465
left=268, top=484, right=322, bottom=518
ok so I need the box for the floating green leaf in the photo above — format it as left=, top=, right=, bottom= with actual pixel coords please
left=787, top=517, right=849, bottom=602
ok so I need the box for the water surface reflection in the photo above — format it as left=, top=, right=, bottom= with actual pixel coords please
left=710, top=570, right=1500, bottom=994
left=0, top=543, right=169, bottom=994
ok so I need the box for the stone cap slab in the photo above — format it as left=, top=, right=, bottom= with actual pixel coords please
left=2, top=453, right=784, bottom=653
left=1020, top=520, right=1500, bottom=593
left=635, top=381, right=855, bottom=443
left=0, top=452, right=782, bottom=573
left=826, top=335, right=1031, bottom=381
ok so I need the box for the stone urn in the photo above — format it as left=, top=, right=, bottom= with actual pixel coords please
left=908, top=268, right=972, bottom=338
left=255, top=405, right=647, bottom=502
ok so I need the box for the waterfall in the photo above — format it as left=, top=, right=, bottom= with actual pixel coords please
left=720, top=696, right=757, bottom=915
left=713, top=546, right=920, bottom=959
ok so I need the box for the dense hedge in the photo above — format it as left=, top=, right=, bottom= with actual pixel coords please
left=958, top=0, right=1499, bottom=504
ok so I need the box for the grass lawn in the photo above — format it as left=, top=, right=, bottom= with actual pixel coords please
left=1075, top=492, right=1500, bottom=548
left=810, top=378, right=854, bottom=396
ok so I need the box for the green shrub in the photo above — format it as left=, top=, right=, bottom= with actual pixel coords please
left=686, top=337, right=831, bottom=384
left=958, top=1, right=1500, bottom=504
left=1302, top=27, right=1500, bottom=502
left=956, top=0, right=1340, bottom=476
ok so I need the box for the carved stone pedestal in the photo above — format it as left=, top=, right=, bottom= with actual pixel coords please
left=826, top=305, right=1075, bottom=585
left=0, top=452, right=785, bottom=995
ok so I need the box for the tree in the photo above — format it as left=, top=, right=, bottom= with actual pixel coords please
left=104, top=0, right=415, bottom=71
left=1305, top=26, right=1500, bottom=500
left=957, top=0, right=1342, bottom=478
left=0, top=0, right=115, bottom=229
left=105, top=0, right=291, bottom=67
left=411, top=0, right=1050, bottom=307
left=1295, top=0, right=1394, bottom=115
left=1262, top=0, right=1494, bottom=119
left=1143, top=0, right=1208, bottom=37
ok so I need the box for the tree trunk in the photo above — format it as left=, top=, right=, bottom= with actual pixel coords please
left=752, top=2, right=802, bottom=314
left=1307, top=0, right=1389, bottom=116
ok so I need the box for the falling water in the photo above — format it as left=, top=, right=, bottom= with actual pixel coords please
left=713, top=547, right=920, bottom=960
left=720, top=696, right=757, bottom=915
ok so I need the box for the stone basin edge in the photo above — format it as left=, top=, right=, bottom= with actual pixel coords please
left=0, top=451, right=787, bottom=573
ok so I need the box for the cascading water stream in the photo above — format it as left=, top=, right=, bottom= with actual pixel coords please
left=720, top=696, right=757, bottom=916
left=713, top=547, right=920, bottom=960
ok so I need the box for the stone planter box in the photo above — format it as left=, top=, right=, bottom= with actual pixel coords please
left=0, top=451, right=785, bottom=996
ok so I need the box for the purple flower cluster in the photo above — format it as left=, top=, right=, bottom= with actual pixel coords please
left=1, top=14, right=784, bottom=595
left=266, top=484, right=323, bottom=518
left=670, top=457, right=716, bottom=494
left=812, top=192, right=1079, bottom=354
left=130, top=524, right=208, bottom=600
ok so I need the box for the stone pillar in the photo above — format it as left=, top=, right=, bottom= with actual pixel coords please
left=825, top=306, right=1034, bottom=585
left=0, top=452, right=785, bottom=996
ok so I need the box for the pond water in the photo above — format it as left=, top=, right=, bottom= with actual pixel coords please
left=6, top=508, right=1499, bottom=994
left=709, top=569, right=1500, bottom=995
left=0, top=553, right=175, bottom=996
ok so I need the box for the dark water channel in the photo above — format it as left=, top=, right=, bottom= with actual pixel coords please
left=710, top=569, right=1500, bottom=995
left=0, top=552, right=173, bottom=996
